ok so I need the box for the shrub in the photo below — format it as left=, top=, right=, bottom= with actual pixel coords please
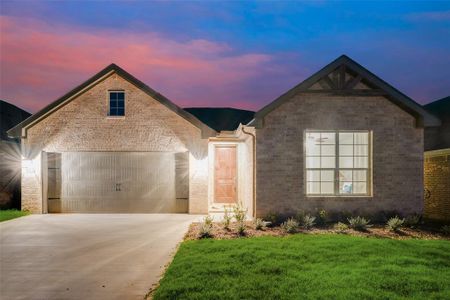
left=233, top=202, right=247, bottom=223
left=264, top=212, right=280, bottom=227
left=204, top=215, right=214, bottom=226
left=316, top=209, right=328, bottom=226
left=302, top=214, right=316, bottom=230
left=348, top=216, right=371, bottom=231
left=254, top=218, right=266, bottom=230
left=222, top=207, right=232, bottom=230
left=237, top=221, right=246, bottom=236
left=442, top=225, right=450, bottom=236
left=404, top=214, right=421, bottom=228
left=281, top=218, right=299, bottom=234
left=198, top=217, right=212, bottom=239
left=334, top=222, right=349, bottom=233
left=386, top=216, right=405, bottom=232
left=295, top=210, right=305, bottom=224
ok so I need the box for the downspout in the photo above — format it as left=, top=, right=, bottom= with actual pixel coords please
left=241, top=125, right=256, bottom=218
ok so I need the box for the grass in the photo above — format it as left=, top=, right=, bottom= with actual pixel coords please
left=0, top=209, right=30, bottom=222
left=153, top=235, right=450, bottom=300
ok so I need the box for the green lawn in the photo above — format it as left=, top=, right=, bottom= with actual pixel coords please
left=0, top=209, right=30, bottom=222
left=153, top=235, right=450, bottom=300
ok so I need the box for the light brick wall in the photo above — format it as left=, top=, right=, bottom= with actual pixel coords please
left=255, top=93, right=424, bottom=217
left=424, top=149, right=450, bottom=222
left=21, top=73, right=209, bottom=213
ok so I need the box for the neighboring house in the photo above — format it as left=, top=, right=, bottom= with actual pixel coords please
left=0, top=100, right=31, bottom=209
left=423, top=97, right=450, bottom=222
left=8, top=55, right=440, bottom=217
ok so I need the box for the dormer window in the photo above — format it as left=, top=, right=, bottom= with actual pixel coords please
left=109, top=91, right=125, bottom=116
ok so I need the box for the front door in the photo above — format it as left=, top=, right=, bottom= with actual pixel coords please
left=214, top=145, right=237, bottom=203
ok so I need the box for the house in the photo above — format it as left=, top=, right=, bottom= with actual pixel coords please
left=8, top=55, right=440, bottom=217
left=0, top=100, right=31, bottom=209
left=423, top=96, right=450, bottom=222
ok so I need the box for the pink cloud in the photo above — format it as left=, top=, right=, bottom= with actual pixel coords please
left=0, top=16, right=274, bottom=112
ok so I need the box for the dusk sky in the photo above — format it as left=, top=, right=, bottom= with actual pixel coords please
left=1, top=1, right=449, bottom=113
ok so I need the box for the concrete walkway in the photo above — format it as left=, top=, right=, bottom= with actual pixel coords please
left=0, top=214, right=200, bottom=300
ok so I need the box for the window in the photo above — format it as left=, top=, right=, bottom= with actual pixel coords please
left=109, top=91, right=125, bottom=116
left=305, top=130, right=371, bottom=196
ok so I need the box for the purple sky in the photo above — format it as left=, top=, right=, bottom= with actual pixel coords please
left=1, top=1, right=449, bottom=113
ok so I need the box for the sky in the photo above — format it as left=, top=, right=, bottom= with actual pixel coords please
left=0, top=1, right=449, bottom=113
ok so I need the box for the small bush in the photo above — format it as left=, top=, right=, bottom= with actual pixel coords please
left=316, top=209, right=328, bottom=226
left=233, top=202, right=247, bottom=223
left=281, top=218, right=299, bottom=234
left=386, top=216, right=405, bottom=232
left=198, top=222, right=213, bottom=239
left=404, top=214, right=421, bottom=228
left=334, top=222, right=349, bottom=233
left=295, top=210, right=305, bottom=224
left=204, top=215, right=214, bottom=226
left=302, top=214, right=316, bottom=230
left=264, top=212, right=280, bottom=227
left=442, top=225, right=450, bottom=236
left=254, top=218, right=266, bottom=230
left=237, top=221, right=246, bottom=236
left=348, top=216, right=371, bottom=231
left=222, top=207, right=232, bottom=230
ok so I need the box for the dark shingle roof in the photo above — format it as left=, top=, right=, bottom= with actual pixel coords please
left=0, top=100, right=31, bottom=143
left=184, top=107, right=255, bottom=132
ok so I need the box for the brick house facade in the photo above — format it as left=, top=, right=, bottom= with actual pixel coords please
left=8, top=56, right=439, bottom=218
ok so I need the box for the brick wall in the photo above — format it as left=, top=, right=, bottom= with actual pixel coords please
left=255, top=93, right=423, bottom=217
left=424, top=149, right=450, bottom=222
left=21, top=73, right=209, bottom=213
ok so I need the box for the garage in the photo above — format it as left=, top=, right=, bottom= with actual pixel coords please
left=46, top=152, right=189, bottom=213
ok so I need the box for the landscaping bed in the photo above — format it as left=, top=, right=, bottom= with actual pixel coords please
left=153, top=234, right=450, bottom=299
left=185, top=221, right=449, bottom=241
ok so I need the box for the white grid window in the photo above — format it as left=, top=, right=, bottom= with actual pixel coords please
left=305, top=131, right=371, bottom=196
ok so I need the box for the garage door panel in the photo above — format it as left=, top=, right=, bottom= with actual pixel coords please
left=49, top=152, right=188, bottom=213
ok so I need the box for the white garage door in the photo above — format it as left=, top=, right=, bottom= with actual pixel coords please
left=47, top=152, right=189, bottom=213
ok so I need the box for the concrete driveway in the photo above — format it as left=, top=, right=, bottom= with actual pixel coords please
left=0, top=214, right=200, bottom=300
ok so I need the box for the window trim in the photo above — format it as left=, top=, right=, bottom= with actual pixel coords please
left=304, top=130, right=372, bottom=197
left=107, top=90, right=126, bottom=118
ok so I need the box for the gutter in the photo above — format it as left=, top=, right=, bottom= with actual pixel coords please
left=241, top=125, right=256, bottom=218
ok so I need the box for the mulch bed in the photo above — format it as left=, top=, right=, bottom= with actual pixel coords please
left=185, top=221, right=449, bottom=241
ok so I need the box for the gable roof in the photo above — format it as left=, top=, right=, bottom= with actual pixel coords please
left=250, top=55, right=441, bottom=128
left=7, top=64, right=216, bottom=138
left=184, top=107, right=255, bottom=132
left=1, top=100, right=31, bottom=143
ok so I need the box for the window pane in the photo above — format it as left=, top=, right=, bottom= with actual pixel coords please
left=109, top=108, right=118, bottom=116
left=117, top=108, right=125, bottom=116
left=321, top=132, right=335, bottom=144
left=354, top=156, right=368, bottom=168
left=117, top=99, right=125, bottom=109
left=307, top=170, right=320, bottom=181
left=353, top=170, right=367, bottom=182
left=110, top=99, right=117, bottom=108
left=339, top=132, right=353, bottom=144
left=339, top=182, right=353, bottom=194
left=354, top=132, right=368, bottom=144
left=109, top=92, right=117, bottom=100
left=321, top=145, right=335, bottom=156
left=339, top=145, right=353, bottom=156
left=354, top=145, right=368, bottom=156
left=353, top=182, right=367, bottom=194
left=306, top=157, right=320, bottom=168
left=339, top=156, right=353, bottom=168
left=321, top=182, right=334, bottom=194
left=321, top=170, right=334, bottom=181
left=307, top=182, right=320, bottom=194
left=306, top=141, right=320, bottom=156
left=321, top=157, right=335, bottom=168
left=339, top=170, right=352, bottom=181
left=117, top=92, right=124, bottom=100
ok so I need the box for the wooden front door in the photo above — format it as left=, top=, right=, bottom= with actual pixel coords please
left=214, top=146, right=237, bottom=203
